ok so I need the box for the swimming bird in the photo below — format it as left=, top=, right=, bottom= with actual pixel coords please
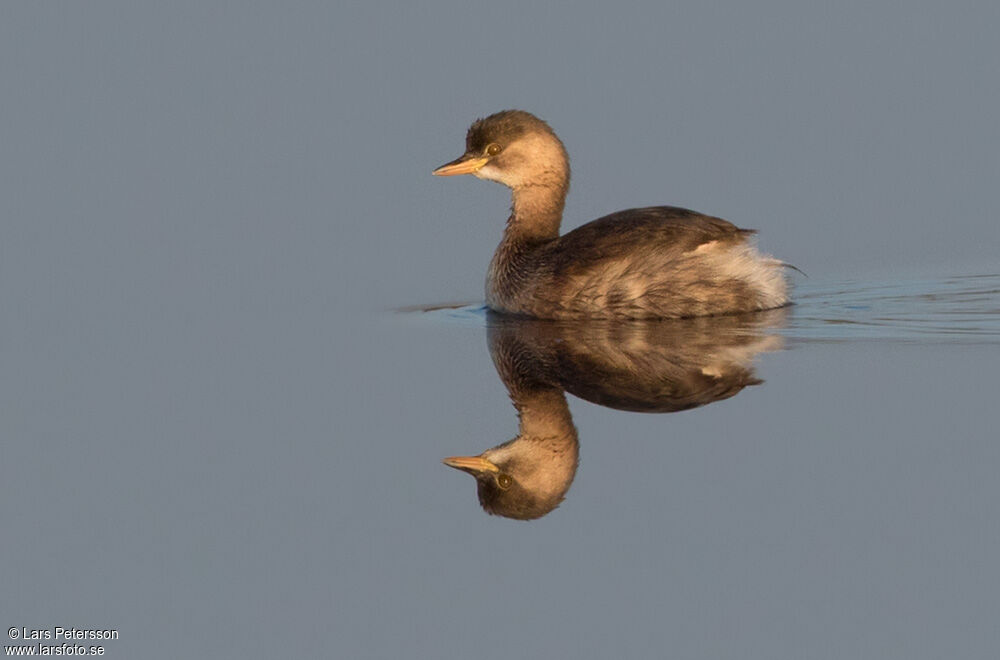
left=434, top=110, right=789, bottom=319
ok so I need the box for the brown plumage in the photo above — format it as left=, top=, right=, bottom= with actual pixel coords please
left=442, top=309, right=787, bottom=520
left=434, top=110, right=789, bottom=319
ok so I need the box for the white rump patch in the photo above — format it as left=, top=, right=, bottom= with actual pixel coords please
left=690, top=240, right=720, bottom=254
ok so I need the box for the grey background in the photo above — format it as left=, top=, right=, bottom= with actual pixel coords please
left=2, top=2, right=998, bottom=659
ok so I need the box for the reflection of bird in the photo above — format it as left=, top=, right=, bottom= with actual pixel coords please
left=493, top=309, right=787, bottom=413
left=443, top=386, right=578, bottom=521
left=443, top=310, right=786, bottom=520
left=434, top=110, right=788, bottom=319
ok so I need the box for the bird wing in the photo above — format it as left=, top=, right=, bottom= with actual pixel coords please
left=544, top=206, right=752, bottom=276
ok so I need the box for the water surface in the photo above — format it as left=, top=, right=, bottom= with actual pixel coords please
left=3, top=3, right=999, bottom=658
left=392, top=273, right=1000, bottom=658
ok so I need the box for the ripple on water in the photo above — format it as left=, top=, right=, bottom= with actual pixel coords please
left=401, top=273, right=1000, bottom=344
left=787, top=273, right=1000, bottom=343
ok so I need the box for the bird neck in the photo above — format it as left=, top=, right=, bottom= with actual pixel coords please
left=509, top=388, right=579, bottom=509
left=507, top=183, right=566, bottom=242
left=514, top=388, right=577, bottom=451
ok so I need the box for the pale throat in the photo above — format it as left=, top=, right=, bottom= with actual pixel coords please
left=515, top=389, right=576, bottom=444
left=509, top=183, right=567, bottom=241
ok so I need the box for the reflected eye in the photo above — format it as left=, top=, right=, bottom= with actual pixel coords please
left=485, top=143, right=502, bottom=156
left=497, top=474, right=513, bottom=490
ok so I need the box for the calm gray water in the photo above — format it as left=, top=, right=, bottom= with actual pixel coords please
left=3, top=3, right=999, bottom=659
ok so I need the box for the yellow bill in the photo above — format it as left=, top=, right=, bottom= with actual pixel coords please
left=432, top=155, right=489, bottom=176
left=441, top=455, right=500, bottom=474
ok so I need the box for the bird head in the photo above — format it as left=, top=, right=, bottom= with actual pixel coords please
left=443, top=432, right=578, bottom=521
left=433, top=110, right=569, bottom=190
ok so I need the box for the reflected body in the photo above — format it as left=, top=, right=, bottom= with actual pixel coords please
left=434, top=110, right=788, bottom=319
left=444, top=310, right=786, bottom=519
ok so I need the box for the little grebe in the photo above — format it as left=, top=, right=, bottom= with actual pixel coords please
left=434, top=110, right=788, bottom=319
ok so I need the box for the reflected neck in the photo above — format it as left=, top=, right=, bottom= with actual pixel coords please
left=515, top=389, right=577, bottom=448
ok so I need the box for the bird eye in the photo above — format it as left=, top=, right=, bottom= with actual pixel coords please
left=497, top=473, right=513, bottom=490
left=485, top=143, right=502, bottom=156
